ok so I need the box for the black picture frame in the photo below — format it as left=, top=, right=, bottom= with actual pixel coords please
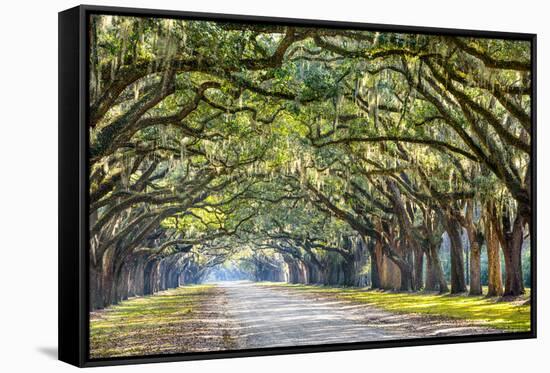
left=59, top=4, right=537, bottom=368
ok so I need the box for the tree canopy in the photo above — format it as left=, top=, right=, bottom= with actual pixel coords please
left=88, top=15, right=532, bottom=310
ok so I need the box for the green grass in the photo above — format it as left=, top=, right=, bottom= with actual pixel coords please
left=262, top=283, right=531, bottom=332
left=89, top=284, right=214, bottom=358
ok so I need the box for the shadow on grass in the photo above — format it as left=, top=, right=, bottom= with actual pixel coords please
left=262, top=282, right=531, bottom=331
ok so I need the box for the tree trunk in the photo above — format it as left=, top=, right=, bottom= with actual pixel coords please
left=413, top=246, right=424, bottom=290
left=369, top=240, right=382, bottom=289
left=425, top=244, right=449, bottom=293
left=485, top=207, right=503, bottom=296
left=386, top=181, right=422, bottom=291
left=115, top=263, right=130, bottom=302
left=444, top=211, right=467, bottom=293
left=500, top=209, right=525, bottom=296
left=420, top=206, right=448, bottom=293
left=394, top=241, right=413, bottom=291
left=425, top=253, right=437, bottom=291
left=465, top=202, right=482, bottom=295
left=143, top=259, right=157, bottom=295
left=342, top=260, right=352, bottom=286
left=469, top=245, right=481, bottom=295
left=399, top=264, right=413, bottom=291
left=89, top=264, right=104, bottom=310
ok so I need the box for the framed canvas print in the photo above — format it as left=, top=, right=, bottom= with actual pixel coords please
left=58, top=5, right=536, bottom=367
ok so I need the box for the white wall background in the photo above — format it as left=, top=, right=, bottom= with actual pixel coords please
left=0, top=0, right=546, bottom=371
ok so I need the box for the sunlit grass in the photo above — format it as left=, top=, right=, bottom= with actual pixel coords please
left=89, top=284, right=213, bottom=358
left=262, top=283, right=531, bottom=332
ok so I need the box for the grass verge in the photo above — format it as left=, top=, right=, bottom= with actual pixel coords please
left=261, top=283, right=531, bottom=332
left=90, top=284, right=215, bottom=358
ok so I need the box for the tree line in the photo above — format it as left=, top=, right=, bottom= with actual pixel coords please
left=88, top=15, right=532, bottom=310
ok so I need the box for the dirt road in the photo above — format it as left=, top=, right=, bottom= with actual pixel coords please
left=218, top=281, right=500, bottom=349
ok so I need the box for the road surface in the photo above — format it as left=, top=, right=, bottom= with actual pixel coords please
left=215, top=281, right=500, bottom=349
